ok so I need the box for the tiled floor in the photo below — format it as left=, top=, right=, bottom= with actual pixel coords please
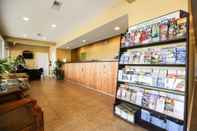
left=29, top=79, right=147, bottom=131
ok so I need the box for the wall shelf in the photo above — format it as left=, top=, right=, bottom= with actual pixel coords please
left=120, top=38, right=186, bottom=51
left=118, top=64, right=186, bottom=67
left=117, top=81, right=185, bottom=96
left=116, top=98, right=184, bottom=124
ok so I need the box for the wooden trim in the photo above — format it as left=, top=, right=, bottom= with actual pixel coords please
left=0, top=98, right=44, bottom=131
left=191, top=0, right=197, bottom=43
left=0, top=98, right=36, bottom=114
left=66, top=80, right=115, bottom=97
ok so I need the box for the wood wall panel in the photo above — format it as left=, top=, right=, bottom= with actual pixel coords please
left=64, top=62, right=118, bottom=96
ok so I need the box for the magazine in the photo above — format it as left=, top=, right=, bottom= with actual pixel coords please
left=177, top=17, right=187, bottom=38
left=164, top=98, right=175, bottom=113
left=142, top=90, right=151, bottom=108
left=156, top=96, right=165, bottom=112
left=160, top=19, right=169, bottom=41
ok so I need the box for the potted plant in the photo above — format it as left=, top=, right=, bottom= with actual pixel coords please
left=0, top=55, right=27, bottom=74
left=0, top=58, right=14, bottom=74
left=53, top=60, right=65, bottom=80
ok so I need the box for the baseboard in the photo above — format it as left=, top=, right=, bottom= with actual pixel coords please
left=65, top=79, right=115, bottom=97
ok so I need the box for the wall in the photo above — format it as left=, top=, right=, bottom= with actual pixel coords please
left=57, top=0, right=188, bottom=62
left=187, top=0, right=197, bottom=130
left=57, top=0, right=188, bottom=46
left=71, top=49, right=78, bottom=62
left=56, top=49, right=71, bottom=62
left=49, top=46, right=56, bottom=67
left=72, top=36, right=120, bottom=61
left=5, top=36, right=55, bottom=47
left=9, top=44, right=49, bottom=68
left=0, top=35, right=5, bottom=59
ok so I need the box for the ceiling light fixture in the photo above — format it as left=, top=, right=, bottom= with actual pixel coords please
left=23, top=17, right=29, bottom=21
left=51, top=24, right=57, bottom=28
left=82, top=40, right=86, bottom=43
left=114, top=26, right=120, bottom=31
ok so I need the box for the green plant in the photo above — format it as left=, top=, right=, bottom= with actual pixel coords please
left=53, top=60, right=65, bottom=80
left=0, top=56, right=26, bottom=74
left=13, top=55, right=26, bottom=69
left=55, top=60, right=64, bottom=69
left=0, top=58, right=14, bottom=73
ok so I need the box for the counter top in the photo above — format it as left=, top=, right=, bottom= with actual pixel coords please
left=65, top=60, right=118, bottom=63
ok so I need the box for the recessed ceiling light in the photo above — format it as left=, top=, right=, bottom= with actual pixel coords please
left=51, top=24, right=57, bottom=28
left=82, top=40, right=86, bottom=43
left=114, top=26, right=120, bottom=31
left=23, top=17, right=29, bottom=21
left=23, top=34, right=27, bottom=38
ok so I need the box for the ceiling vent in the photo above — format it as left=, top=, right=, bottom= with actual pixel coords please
left=37, top=33, right=42, bottom=37
left=126, top=0, right=136, bottom=4
left=51, top=0, right=63, bottom=11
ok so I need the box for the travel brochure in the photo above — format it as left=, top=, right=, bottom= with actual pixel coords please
left=118, top=66, right=185, bottom=92
left=119, top=43, right=186, bottom=65
left=141, top=109, right=183, bottom=131
left=115, top=103, right=138, bottom=123
left=0, top=81, right=8, bottom=93
left=117, top=84, right=184, bottom=120
left=121, top=16, right=187, bottom=48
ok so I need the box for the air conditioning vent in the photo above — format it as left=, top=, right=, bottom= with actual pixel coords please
left=37, top=33, right=42, bottom=37
left=126, top=0, right=136, bottom=4
left=51, top=0, right=63, bottom=11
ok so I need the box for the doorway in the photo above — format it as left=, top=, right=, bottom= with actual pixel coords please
left=35, top=52, right=49, bottom=76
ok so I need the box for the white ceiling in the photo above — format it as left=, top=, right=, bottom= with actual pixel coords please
left=0, top=0, right=122, bottom=43
left=60, top=15, right=128, bottom=49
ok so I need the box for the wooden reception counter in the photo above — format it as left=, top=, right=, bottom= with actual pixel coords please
left=64, top=61, right=118, bottom=96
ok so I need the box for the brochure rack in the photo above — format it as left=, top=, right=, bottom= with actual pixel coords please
left=113, top=10, right=189, bottom=131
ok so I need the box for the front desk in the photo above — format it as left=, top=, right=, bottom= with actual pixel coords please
left=64, top=61, right=118, bottom=96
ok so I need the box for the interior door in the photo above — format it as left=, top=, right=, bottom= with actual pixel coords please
left=35, top=52, right=49, bottom=76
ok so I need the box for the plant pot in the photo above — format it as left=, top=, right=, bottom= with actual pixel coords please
left=55, top=69, right=64, bottom=80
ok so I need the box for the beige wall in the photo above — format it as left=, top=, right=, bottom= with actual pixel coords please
left=56, top=49, right=71, bottom=62
left=57, top=0, right=188, bottom=62
left=58, top=0, right=188, bottom=46
left=73, top=36, right=120, bottom=61
left=9, top=44, right=49, bottom=68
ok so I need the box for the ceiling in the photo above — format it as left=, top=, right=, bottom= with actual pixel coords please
left=60, top=15, right=128, bottom=49
left=0, top=0, right=122, bottom=43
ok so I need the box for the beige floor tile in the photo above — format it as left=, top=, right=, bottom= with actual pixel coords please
left=29, top=80, right=147, bottom=131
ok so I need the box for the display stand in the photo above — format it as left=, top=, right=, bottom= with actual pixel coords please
left=113, top=10, right=189, bottom=131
